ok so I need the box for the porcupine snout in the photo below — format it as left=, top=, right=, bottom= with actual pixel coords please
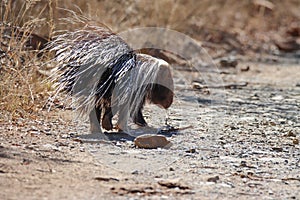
left=149, top=84, right=173, bottom=109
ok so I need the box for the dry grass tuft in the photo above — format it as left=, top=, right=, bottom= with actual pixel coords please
left=0, top=0, right=54, bottom=121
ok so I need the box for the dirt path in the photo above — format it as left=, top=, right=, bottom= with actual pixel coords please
left=0, top=62, right=299, bottom=199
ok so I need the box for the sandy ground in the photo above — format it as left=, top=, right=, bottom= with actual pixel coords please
left=0, top=61, right=299, bottom=199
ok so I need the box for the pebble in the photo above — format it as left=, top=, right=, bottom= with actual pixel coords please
left=134, top=134, right=171, bottom=149
left=185, top=148, right=196, bottom=153
left=158, top=178, right=190, bottom=189
left=219, top=58, right=238, bottom=68
left=292, top=139, right=299, bottom=145
left=271, top=95, right=284, bottom=101
left=207, top=176, right=220, bottom=183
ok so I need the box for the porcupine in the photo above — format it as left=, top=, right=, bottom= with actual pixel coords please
left=50, top=25, right=174, bottom=139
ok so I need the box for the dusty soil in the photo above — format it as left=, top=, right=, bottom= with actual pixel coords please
left=0, top=61, right=299, bottom=199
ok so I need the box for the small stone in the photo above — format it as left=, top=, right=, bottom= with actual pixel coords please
left=61, top=134, right=69, bottom=139
left=272, top=147, right=283, bottom=152
left=192, top=82, right=207, bottom=90
left=269, top=190, right=274, bottom=195
left=278, top=119, right=286, bottom=124
left=134, top=134, right=171, bottom=149
left=158, top=179, right=190, bottom=189
left=22, top=159, right=31, bottom=165
left=269, top=121, right=276, bottom=126
left=79, top=147, right=85, bottom=152
left=219, top=58, right=238, bottom=68
left=240, top=160, right=247, bottom=167
left=293, top=138, right=299, bottom=145
left=271, top=95, right=284, bottom=101
left=185, top=148, right=196, bottom=153
left=207, top=176, right=219, bottom=183
left=42, top=144, right=60, bottom=151
left=30, top=131, right=40, bottom=136
left=240, top=65, right=250, bottom=72
left=94, top=177, right=119, bottom=182
left=30, top=126, right=38, bottom=131
left=284, top=130, right=296, bottom=137
left=275, top=39, right=300, bottom=52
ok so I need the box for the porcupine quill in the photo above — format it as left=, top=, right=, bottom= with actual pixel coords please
left=48, top=24, right=174, bottom=138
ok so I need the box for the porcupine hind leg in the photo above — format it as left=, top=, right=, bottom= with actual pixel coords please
left=102, top=106, right=113, bottom=130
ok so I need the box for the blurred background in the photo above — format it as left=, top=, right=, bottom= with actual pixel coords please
left=2, top=0, right=300, bottom=55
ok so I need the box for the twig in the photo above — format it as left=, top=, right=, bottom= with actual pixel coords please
left=233, top=172, right=300, bottom=182
left=159, top=125, right=193, bottom=134
left=193, top=82, right=248, bottom=89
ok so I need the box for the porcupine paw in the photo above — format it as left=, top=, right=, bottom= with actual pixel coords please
left=102, top=115, right=113, bottom=130
left=133, top=117, right=147, bottom=127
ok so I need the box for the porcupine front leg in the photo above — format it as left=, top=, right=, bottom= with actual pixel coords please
left=116, top=103, right=130, bottom=132
left=132, top=96, right=147, bottom=127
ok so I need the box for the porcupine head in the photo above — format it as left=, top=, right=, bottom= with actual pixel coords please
left=139, top=54, right=174, bottom=109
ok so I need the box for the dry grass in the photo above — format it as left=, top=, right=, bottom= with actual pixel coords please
left=0, top=0, right=54, bottom=120
left=3, top=0, right=299, bottom=36
left=1, top=0, right=299, bottom=121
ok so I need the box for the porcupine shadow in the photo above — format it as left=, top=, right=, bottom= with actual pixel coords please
left=50, top=24, right=174, bottom=141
